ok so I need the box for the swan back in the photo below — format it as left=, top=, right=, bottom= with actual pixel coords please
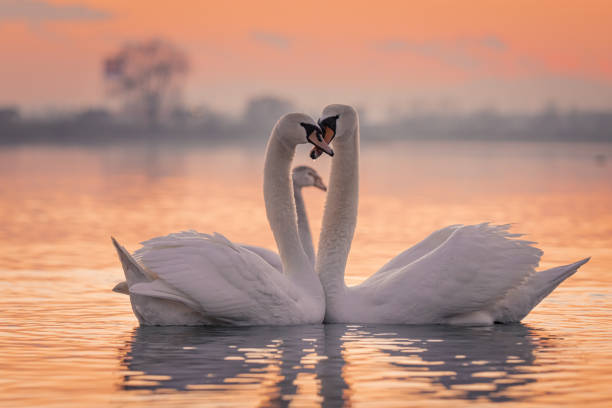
left=354, top=224, right=542, bottom=323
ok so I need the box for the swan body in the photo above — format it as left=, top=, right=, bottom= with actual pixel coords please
left=112, top=113, right=332, bottom=326
left=314, top=104, right=590, bottom=325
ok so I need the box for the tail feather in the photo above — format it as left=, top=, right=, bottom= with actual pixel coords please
left=528, top=257, right=590, bottom=304
left=130, top=280, right=201, bottom=310
left=112, top=281, right=129, bottom=295
left=111, top=237, right=151, bottom=287
left=493, top=257, right=590, bottom=322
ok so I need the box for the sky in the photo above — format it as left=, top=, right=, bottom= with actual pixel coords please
left=0, top=0, right=611, bottom=119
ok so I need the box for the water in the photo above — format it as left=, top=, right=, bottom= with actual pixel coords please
left=1, top=141, right=611, bottom=407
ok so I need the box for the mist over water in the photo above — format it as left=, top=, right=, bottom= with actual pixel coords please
left=1, top=140, right=611, bottom=406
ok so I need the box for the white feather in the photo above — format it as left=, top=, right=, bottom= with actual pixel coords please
left=111, top=113, right=326, bottom=326
left=316, top=104, right=590, bottom=325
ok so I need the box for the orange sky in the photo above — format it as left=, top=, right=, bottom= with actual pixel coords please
left=1, top=0, right=611, bottom=117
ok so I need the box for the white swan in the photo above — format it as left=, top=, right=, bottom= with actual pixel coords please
left=111, top=113, right=333, bottom=326
left=312, top=104, right=590, bottom=325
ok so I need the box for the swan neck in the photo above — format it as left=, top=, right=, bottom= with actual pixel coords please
left=316, top=123, right=359, bottom=314
left=263, top=130, right=312, bottom=283
left=293, top=183, right=315, bottom=266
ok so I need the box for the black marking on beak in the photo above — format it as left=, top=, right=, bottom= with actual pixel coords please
left=300, top=122, right=319, bottom=137
left=302, top=122, right=333, bottom=155
left=310, top=114, right=339, bottom=160
left=318, top=114, right=339, bottom=136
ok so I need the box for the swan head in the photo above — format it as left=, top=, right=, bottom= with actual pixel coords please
left=276, top=113, right=334, bottom=156
left=292, top=165, right=327, bottom=191
left=310, top=104, right=358, bottom=159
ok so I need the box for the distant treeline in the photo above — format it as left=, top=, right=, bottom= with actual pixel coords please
left=368, top=109, right=612, bottom=142
left=1, top=98, right=611, bottom=145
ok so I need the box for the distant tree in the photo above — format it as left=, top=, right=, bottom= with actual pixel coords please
left=103, top=39, right=189, bottom=127
left=74, top=108, right=112, bottom=125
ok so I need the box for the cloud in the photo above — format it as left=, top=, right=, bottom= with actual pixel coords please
left=0, top=0, right=111, bottom=22
left=375, top=35, right=507, bottom=70
left=479, top=35, right=506, bottom=51
left=251, top=31, right=291, bottom=50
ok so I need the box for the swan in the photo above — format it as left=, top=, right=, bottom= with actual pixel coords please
left=111, top=113, right=333, bottom=326
left=311, top=104, right=590, bottom=325
left=113, top=165, right=327, bottom=290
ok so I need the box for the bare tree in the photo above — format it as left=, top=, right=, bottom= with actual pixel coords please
left=103, top=39, right=189, bottom=127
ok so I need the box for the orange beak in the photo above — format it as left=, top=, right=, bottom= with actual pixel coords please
left=306, top=128, right=334, bottom=156
left=310, top=125, right=335, bottom=160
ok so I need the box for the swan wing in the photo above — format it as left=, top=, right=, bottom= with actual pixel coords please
left=136, top=230, right=305, bottom=325
left=239, top=244, right=282, bottom=271
left=129, top=280, right=201, bottom=310
left=363, top=225, right=462, bottom=285
left=365, top=223, right=543, bottom=320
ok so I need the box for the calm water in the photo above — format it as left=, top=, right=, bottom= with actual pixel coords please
left=1, top=141, right=611, bottom=407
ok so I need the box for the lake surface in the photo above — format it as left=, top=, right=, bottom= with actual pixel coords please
left=1, top=141, right=611, bottom=407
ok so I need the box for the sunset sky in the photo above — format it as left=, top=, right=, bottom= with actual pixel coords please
left=1, top=0, right=611, bottom=118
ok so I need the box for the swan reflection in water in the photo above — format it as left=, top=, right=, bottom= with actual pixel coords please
left=119, top=324, right=548, bottom=405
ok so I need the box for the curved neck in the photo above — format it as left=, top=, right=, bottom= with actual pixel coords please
left=263, top=129, right=313, bottom=286
left=293, top=183, right=315, bottom=266
left=316, top=123, right=359, bottom=314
